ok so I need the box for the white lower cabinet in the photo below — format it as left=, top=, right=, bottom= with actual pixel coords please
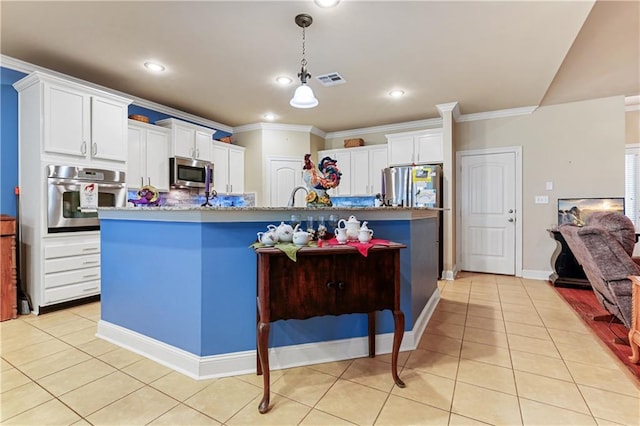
left=127, top=120, right=171, bottom=191
left=319, top=145, right=387, bottom=196
left=42, top=235, right=101, bottom=305
left=211, top=141, right=245, bottom=193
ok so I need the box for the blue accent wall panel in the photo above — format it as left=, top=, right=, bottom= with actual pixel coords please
left=1, top=67, right=27, bottom=216
left=101, top=217, right=432, bottom=357
left=101, top=219, right=204, bottom=354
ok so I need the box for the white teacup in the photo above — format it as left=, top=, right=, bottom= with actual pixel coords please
left=334, top=228, right=348, bottom=244
left=358, top=228, right=374, bottom=243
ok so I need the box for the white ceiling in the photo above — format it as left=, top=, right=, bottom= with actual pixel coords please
left=1, top=1, right=638, bottom=133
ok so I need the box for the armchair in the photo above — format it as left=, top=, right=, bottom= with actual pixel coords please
left=558, top=212, right=640, bottom=329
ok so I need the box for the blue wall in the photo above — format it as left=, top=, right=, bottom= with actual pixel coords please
left=1, top=67, right=28, bottom=216
left=0, top=66, right=231, bottom=216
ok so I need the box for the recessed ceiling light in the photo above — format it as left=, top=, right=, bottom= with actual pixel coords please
left=276, top=76, right=293, bottom=85
left=389, top=90, right=405, bottom=98
left=314, top=0, right=340, bottom=8
left=144, top=62, right=165, bottom=72
left=263, top=113, right=277, bottom=121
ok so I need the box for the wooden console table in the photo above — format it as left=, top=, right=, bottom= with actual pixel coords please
left=1, top=215, right=17, bottom=321
left=255, top=243, right=406, bottom=414
left=548, top=229, right=591, bottom=288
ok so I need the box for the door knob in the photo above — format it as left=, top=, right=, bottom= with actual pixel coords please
left=327, top=281, right=335, bottom=289
left=337, top=282, right=346, bottom=290
left=508, top=218, right=514, bottom=222
left=508, top=209, right=514, bottom=213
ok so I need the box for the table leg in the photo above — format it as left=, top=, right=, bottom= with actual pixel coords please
left=629, top=329, right=639, bottom=364
left=257, top=321, right=271, bottom=413
left=368, top=312, right=375, bottom=357
left=392, top=310, right=405, bottom=388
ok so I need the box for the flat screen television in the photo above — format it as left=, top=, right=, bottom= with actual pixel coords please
left=557, top=197, right=625, bottom=226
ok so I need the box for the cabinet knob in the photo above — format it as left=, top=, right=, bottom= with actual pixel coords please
left=327, top=281, right=335, bottom=289
left=337, top=282, right=346, bottom=290
left=81, top=141, right=87, bottom=155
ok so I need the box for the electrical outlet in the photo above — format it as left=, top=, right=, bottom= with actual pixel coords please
left=535, top=195, right=549, bottom=204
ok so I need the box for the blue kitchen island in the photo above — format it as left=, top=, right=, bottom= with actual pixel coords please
left=97, top=206, right=440, bottom=379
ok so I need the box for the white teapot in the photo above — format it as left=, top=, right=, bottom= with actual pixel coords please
left=338, top=215, right=361, bottom=241
left=276, top=221, right=294, bottom=243
left=292, top=224, right=312, bottom=246
left=257, top=227, right=279, bottom=246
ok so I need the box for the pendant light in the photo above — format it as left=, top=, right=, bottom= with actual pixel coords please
left=290, top=14, right=318, bottom=109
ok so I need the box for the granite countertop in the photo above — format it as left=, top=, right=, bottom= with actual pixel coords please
left=99, top=206, right=445, bottom=212
left=98, top=205, right=442, bottom=223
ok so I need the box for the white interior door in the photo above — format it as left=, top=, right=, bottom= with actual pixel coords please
left=268, top=158, right=303, bottom=207
left=460, top=151, right=516, bottom=274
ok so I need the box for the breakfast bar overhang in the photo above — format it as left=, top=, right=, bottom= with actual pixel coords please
left=97, top=207, right=440, bottom=379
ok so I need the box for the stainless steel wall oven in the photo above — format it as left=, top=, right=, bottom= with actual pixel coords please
left=47, top=165, right=126, bottom=233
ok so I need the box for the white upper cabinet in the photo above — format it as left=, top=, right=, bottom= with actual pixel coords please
left=387, top=129, right=443, bottom=165
left=127, top=120, right=170, bottom=191
left=156, top=118, right=216, bottom=162
left=211, top=141, right=245, bottom=193
left=318, top=145, right=387, bottom=196
left=17, top=73, right=131, bottom=164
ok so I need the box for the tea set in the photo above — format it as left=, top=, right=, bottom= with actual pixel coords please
left=257, top=215, right=373, bottom=247
left=257, top=222, right=312, bottom=247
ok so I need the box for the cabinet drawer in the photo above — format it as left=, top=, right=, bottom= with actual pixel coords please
left=44, top=254, right=100, bottom=274
left=44, top=240, right=100, bottom=259
left=44, top=267, right=101, bottom=289
left=43, top=280, right=100, bottom=305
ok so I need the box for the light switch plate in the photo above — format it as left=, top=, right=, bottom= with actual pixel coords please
left=546, top=181, right=553, bottom=190
left=535, top=195, right=549, bottom=204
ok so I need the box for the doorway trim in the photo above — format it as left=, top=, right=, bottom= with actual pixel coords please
left=456, top=146, right=523, bottom=277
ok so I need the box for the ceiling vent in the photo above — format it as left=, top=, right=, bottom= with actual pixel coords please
left=315, top=72, right=347, bottom=87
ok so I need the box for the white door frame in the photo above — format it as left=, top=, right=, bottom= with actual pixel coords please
left=456, top=146, right=523, bottom=277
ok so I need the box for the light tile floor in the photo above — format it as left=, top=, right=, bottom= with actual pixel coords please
left=1, top=273, right=639, bottom=425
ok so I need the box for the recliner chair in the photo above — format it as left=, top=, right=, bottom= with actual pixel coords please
left=558, top=212, right=640, bottom=329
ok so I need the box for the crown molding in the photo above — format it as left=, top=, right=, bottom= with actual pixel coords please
left=625, top=95, right=640, bottom=112
left=0, top=54, right=233, bottom=134
left=324, top=118, right=443, bottom=140
left=436, top=102, right=460, bottom=121
left=456, top=105, right=538, bottom=122
left=233, top=122, right=325, bottom=137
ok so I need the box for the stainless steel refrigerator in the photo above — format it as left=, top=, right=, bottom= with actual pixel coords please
left=382, top=164, right=443, bottom=276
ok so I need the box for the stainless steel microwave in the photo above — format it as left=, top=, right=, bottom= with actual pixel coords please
left=169, top=157, right=213, bottom=189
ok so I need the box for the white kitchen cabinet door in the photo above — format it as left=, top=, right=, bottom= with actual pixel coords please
left=387, top=135, right=414, bottom=166
left=415, top=133, right=443, bottom=164
left=127, top=121, right=170, bottom=190
left=350, top=150, right=370, bottom=195
left=173, top=125, right=195, bottom=158
left=145, top=127, right=170, bottom=191
left=333, top=150, right=352, bottom=196
left=195, top=130, right=213, bottom=162
left=91, top=96, right=128, bottom=162
left=45, top=83, right=90, bottom=158
left=368, top=147, right=388, bottom=195
left=127, top=125, right=145, bottom=188
left=228, top=147, right=245, bottom=193
left=211, top=144, right=230, bottom=193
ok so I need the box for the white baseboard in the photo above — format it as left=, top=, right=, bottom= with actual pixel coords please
left=521, top=269, right=553, bottom=281
left=97, top=295, right=440, bottom=380
left=442, top=265, right=458, bottom=281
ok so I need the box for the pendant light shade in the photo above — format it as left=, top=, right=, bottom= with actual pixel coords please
left=290, top=14, right=318, bottom=109
left=290, top=83, right=318, bottom=108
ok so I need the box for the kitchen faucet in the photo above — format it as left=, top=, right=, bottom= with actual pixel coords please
left=287, top=186, right=308, bottom=207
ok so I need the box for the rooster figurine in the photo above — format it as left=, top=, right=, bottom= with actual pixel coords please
left=302, top=154, right=341, bottom=207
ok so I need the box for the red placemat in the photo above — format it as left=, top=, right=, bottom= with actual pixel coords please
left=324, top=238, right=391, bottom=257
